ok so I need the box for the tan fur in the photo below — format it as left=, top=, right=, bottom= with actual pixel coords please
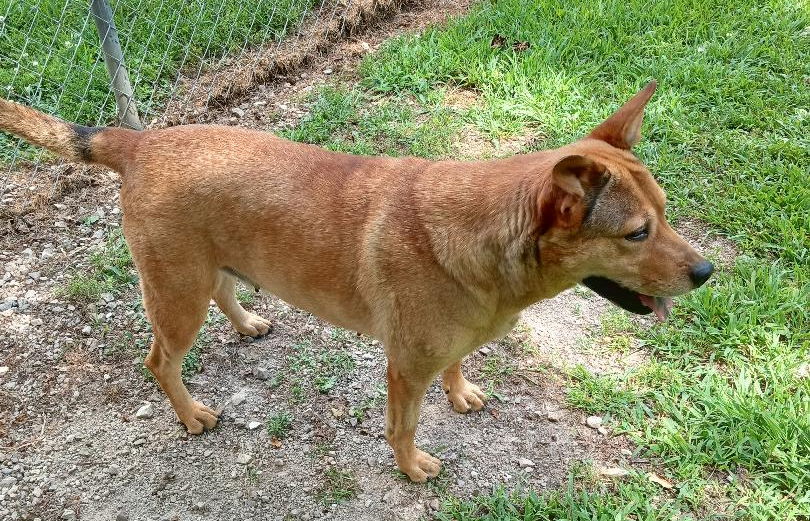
left=0, top=82, right=708, bottom=482
left=0, top=98, right=83, bottom=162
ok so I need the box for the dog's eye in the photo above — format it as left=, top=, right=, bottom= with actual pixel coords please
left=625, top=227, right=649, bottom=242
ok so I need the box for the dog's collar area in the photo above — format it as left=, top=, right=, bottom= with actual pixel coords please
left=580, top=276, right=672, bottom=320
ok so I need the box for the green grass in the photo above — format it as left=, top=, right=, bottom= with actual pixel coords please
left=279, top=339, right=358, bottom=402
left=318, top=468, right=359, bottom=504
left=281, top=86, right=462, bottom=158
left=438, top=463, right=704, bottom=521
left=566, top=366, right=641, bottom=417
left=61, top=228, right=137, bottom=301
left=278, top=0, right=809, bottom=518
left=0, top=0, right=316, bottom=161
left=266, top=411, right=293, bottom=438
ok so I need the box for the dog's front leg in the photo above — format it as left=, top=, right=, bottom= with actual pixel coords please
left=442, top=359, right=487, bottom=413
left=384, top=361, right=441, bottom=482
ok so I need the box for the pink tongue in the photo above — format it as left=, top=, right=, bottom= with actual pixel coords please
left=639, top=295, right=674, bottom=321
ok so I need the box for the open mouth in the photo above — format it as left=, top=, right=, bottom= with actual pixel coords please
left=581, top=276, right=673, bottom=321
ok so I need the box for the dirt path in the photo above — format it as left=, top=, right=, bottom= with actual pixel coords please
left=0, top=2, right=737, bottom=520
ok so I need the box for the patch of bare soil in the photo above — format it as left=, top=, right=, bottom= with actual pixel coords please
left=0, top=3, right=739, bottom=521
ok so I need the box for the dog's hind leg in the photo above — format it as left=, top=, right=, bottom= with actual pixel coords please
left=213, top=271, right=272, bottom=337
left=441, top=359, right=487, bottom=413
left=141, top=267, right=220, bottom=434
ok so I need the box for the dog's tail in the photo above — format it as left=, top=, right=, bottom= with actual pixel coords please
left=0, top=97, right=139, bottom=172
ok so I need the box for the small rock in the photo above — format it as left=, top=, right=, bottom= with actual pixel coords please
left=231, top=107, right=245, bottom=118
left=546, top=410, right=563, bottom=422
left=135, top=403, right=155, bottom=419
left=429, top=499, right=440, bottom=511
left=100, top=292, right=115, bottom=303
left=1, top=475, right=17, bottom=488
left=247, top=421, right=262, bottom=430
left=323, top=68, right=333, bottom=74
left=81, top=325, right=92, bottom=335
left=30, top=318, right=43, bottom=326
left=115, top=511, right=129, bottom=521
left=796, top=362, right=810, bottom=379
left=620, top=448, right=633, bottom=457
left=132, top=437, right=146, bottom=447
left=599, top=466, right=630, bottom=478
left=255, top=367, right=270, bottom=380
left=61, top=510, right=76, bottom=521
left=236, top=453, right=252, bottom=465
left=231, top=389, right=247, bottom=406
left=478, top=346, right=492, bottom=355
left=108, top=464, right=121, bottom=476
left=586, top=415, right=603, bottom=429
left=0, top=366, right=8, bottom=375
left=517, top=458, right=535, bottom=468
left=597, top=426, right=608, bottom=435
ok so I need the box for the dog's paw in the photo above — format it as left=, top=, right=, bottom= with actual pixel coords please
left=443, top=379, right=487, bottom=413
left=180, top=401, right=220, bottom=434
left=232, top=313, right=272, bottom=338
left=397, top=448, right=442, bottom=483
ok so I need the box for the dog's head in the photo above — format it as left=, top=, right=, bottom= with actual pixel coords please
left=537, top=82, right=713, bottom=320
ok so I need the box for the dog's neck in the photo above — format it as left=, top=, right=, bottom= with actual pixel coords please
left=418, top=150, right=575, bottom=311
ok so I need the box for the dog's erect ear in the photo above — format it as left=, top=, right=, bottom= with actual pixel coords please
left=552, top=154, right=606, bottom=198
left=543, top=154, right=608, bottom=229
left=588, top=81, right=656, bottom=150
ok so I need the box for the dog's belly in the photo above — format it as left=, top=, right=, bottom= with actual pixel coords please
left=227, top=249, right=378, bottom=338
left=263, top=279, right=376, bottom=336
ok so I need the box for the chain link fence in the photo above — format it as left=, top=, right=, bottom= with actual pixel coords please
left=0, top=0, right=404, bottom=192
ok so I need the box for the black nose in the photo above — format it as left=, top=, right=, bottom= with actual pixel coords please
left=690, top=260, right=714, bottom=287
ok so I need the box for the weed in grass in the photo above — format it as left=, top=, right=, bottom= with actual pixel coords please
left=349, top=384, right=386, bottom=422
left=424, top=462, right=455, bottom=498
left=285, top=340, right=356, bottom=398
left=282, top=86, right=462, bottom=158
left=236, top=287, right=256, bottom=306
left=290, top=381, right=305, bottom=403
left=267, top=373, right=284, bottom=389
left=481, top=355, right=516, bottom=386
left=566, top=365, right=640, bottom=416
left=318, top=468, right=359, bottom=504
left=181, top=342, right=204, bottom=380
left=437, top=463, right=687, bottom=521
left=600, top=310, right=634, bottom=337
left=266, top=411, right=293, bottom=439
left=62, top=274, right=108, bottom=302
left=61, top=229, right=137, bottom=302
left=314, top=375, right=337, bottom=394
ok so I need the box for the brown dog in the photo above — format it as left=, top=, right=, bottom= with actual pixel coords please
left=0, top=82, right=712, bottom=481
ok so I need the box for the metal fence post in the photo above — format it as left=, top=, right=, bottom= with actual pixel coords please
left=90, top=0, right=142, bottom=130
